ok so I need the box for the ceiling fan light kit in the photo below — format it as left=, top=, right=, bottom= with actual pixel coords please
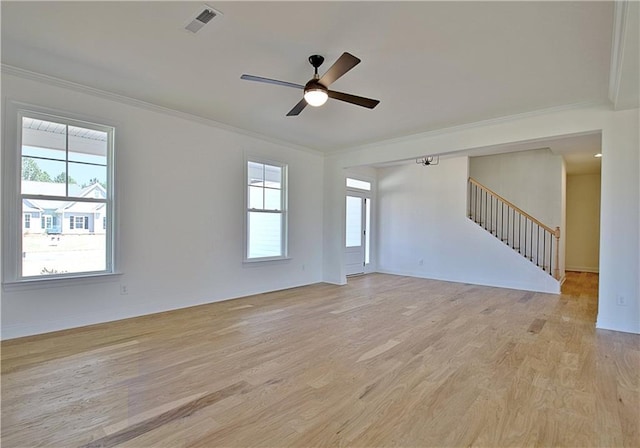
left=241, top=52, right=380, bottom=116
left=303, top=87, right=328, bottom=107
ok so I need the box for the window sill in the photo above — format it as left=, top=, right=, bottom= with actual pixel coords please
left=243, top=257, right=292, bottom=266
left=2, top=271, right=123, bottom=291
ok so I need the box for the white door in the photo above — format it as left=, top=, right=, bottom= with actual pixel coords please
left=345, top=194, right=371, bottom=275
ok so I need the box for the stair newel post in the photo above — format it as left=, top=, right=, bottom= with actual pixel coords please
left=554, top=226, right=561, bottom=280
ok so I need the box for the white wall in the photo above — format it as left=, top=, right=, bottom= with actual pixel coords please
left=469, top=149, right=564, bottom=227
left=469, top=148, right=566, bottom=277
left=377, top=157, right=559, bottom=292
left=1, top=73, right=324, bottom=339
left=566, top=173, right=601, bottom=272
left=324, top=105, right=639, bottom=334
left=597, top=109, right=639, bottom=333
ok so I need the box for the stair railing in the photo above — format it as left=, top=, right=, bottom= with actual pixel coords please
left=468, top=177, right=560, bottom=279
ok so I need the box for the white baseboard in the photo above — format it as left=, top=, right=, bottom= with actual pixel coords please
left=566, top=266, right=599, bottom=273
left=375, top=268, right=560, bottom=294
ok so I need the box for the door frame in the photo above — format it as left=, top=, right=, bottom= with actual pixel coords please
left=345, top=175, right=375, bottom=275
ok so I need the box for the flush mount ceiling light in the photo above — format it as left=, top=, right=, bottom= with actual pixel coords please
left=594, top=153, right=602, bottom=158
left=416, top=156, right=440, bottom=166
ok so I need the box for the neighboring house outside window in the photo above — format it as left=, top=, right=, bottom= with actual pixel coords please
left=3, top=106, right=115, bottom=280
left=245, top=159, right=288, bottom=261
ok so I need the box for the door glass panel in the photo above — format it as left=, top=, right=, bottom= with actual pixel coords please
left=365, top=198, right=371, bottom=264
left=346, top=196, right=362, bottom=247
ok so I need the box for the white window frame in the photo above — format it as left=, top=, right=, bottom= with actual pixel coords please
left=24, top=213, right=31, bottom=229
left=244, top=157, right=288, bottom=262
left=2, top=102, right=117, bottom=283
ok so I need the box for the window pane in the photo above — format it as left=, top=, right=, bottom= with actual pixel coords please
left=248, top=212, right=282, bottom=258
left=22, top=157, right=67, bottom=194
left=68, top=162, right=106, bottom=197
left=21, top=199, right=107, bottom=277
left=346, top=196, right=362, bottom=247
left=22, top=117, right=67, bottom=156
left=248, top=162, right=264, bottom=186
left=346, top=178, right=371, bottom=191
left=22, top=145, right=66, bottom=161
left=264, top=188, right=281, bottom=210
left=68, top=126, right=108, bottom=164
left=249, top=186, right=263, bottom=209
left=264, top=164, right=282, bottom=189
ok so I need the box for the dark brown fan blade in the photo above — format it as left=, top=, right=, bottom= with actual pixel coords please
left=319, top=52, right=360, bottom=86
left=328, top=90, right=380, bottom=109
left=241, top=74, right=304, bottom=90
left=286, top=98, right=308, bottom=116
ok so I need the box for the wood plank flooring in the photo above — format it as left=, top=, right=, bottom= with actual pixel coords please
left=2, top=272, right=638, bottom=447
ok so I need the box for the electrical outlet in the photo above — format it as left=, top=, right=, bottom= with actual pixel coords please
left=418, top=259, right=424, bottom=266
left=302, top=264, right=306, bottom=271
left=616, top=295, right=627, bottom=306
left=120, top=284, right=128, bottom=295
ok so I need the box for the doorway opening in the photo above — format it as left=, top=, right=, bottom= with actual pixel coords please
left=345, top=178, right=372, bottom=276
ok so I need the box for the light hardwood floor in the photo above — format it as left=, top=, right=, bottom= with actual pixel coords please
left=2, top=272, right=638, bottom=447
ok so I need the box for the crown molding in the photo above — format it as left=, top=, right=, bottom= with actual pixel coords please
left=1, top=64, right=323, bottom=157
left=608, top=0, right=629, bottom=108
left=329, top=100, right=610, bottom=157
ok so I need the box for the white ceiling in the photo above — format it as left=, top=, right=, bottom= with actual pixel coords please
left=376, top=131, right=602, bottom=175
left=0, top=1, right=619, bottom=153
left=460, top=133, right=603, bottom=176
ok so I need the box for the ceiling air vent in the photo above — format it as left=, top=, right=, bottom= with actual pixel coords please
left=185, top=5, right=221, bottom=33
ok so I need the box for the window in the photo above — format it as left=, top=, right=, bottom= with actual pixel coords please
left=346, top=177, right=371, bottom=191
left=3, top=107, right=115, bottom=281
left=246, top=160, right=287, bottom=260
left=24, top=214, right=31, bottom=229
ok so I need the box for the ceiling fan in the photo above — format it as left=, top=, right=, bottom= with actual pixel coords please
left=241, top=52, right=380, bottom=116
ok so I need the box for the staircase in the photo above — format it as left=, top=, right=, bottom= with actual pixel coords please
left=468, top=178, right=560, bottom=279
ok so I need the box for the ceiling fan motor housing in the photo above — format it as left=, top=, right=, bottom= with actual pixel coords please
left=305, top=79, right=327, bottom=93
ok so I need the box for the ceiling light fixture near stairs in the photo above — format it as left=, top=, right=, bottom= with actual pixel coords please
left=185, top=4, right=222, bottom=33
left=416, top=156, right=439, bottom=166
